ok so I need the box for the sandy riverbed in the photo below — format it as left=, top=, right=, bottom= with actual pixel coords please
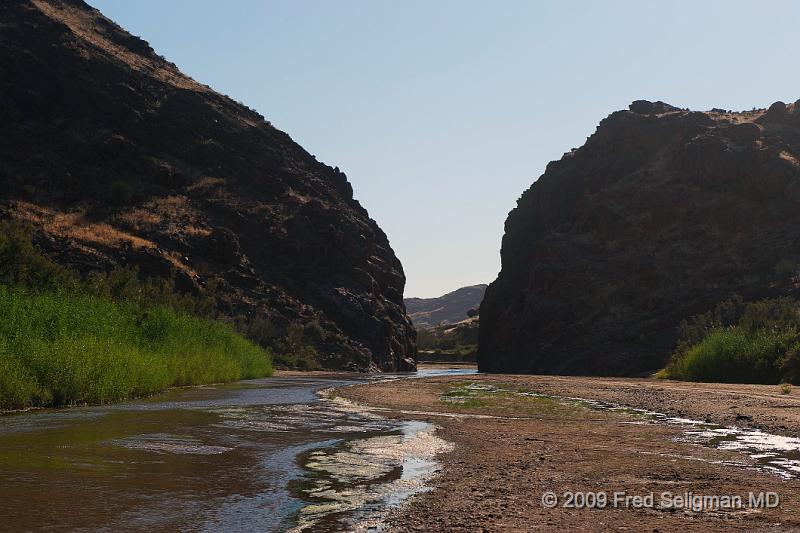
left=336, top=371, right=800, bottom=532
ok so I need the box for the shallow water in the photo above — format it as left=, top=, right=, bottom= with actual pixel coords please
left=490, top=385, right=800, bottom=481
left=0, top=368, right=475, bottom=532
left=568, top=396, right=800, bottom=480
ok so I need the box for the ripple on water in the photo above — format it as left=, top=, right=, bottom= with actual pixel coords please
left=290, top=420, right=452, bottom=532
left=207, top=403, right=396, bottom=436
left=114, top=433, right=232, bottom=455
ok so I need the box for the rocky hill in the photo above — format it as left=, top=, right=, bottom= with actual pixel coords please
left=405, top=284, right=486, bottom=328
left=417, top=316, right=479, bottom=362
left=480, top=99, right=800, bottom=375
left=0, top=0, right=415, bottom=371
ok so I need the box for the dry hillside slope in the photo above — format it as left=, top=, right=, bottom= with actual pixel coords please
left=405, top=284, right=486, bottom=328
left=0, top=0, right=416, bottom=370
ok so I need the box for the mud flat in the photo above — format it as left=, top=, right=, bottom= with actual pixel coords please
left=336, top=374, right=800, bottom=532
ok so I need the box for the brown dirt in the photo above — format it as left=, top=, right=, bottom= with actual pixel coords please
left=337, top=372, right=800, bottom=532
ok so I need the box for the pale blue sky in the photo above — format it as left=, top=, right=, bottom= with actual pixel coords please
left=88, top=0, right=800, bottom=297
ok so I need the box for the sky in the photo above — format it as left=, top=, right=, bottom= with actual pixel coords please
left=88, top=1, right=800, bottom=297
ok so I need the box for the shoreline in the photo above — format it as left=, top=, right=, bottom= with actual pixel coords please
left=0, top=369, right=359, bottom=416
left=335, top=372, right=800, bottom=531
left=0, top=364, right=464, bottom=417
left=8, top=362, right=800, bottom=440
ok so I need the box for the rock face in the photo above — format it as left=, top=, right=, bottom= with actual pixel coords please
left=0, top=0, right=415, bottom=370
left=420, top=316, right=479, bottom=350
left=405, top=284, right=487, bottom=329
left=480, top=99, right=800, bottom=375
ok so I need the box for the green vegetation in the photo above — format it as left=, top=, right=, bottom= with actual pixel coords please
left=0, top=288, right=270, bottom=409
left=235, top=314, right=324, bottom=370
left=438, top=381, right=587, bottom=417
left=775, top=258, right=797, bottom=281
left=109, top=180, right=135, bottom=205
left=660, top=297, right=800, bottom=384
left=440, top=383, right=488, bottom=408
left=0, top=222, right=272, bottom=410
left=0, top=222, right=216, bottom=317
left=420, top=344, right=476, bottom=362
left=416, top=324, right=477, bottom=362
left=271, top=321, right=322, bottom=370
left=0, top=222, right=76, bottom=292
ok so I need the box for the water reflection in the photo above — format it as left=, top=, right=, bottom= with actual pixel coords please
left=0, top=367, right=475, bottom=532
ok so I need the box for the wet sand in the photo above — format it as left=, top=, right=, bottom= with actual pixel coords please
left=336, top=371, right=800, bottom=532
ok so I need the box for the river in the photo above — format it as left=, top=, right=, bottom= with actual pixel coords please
left=0, top=367, right=475, bottom=532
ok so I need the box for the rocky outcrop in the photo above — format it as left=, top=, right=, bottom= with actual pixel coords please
left=480, top=99, right=800, bottom=375
left=405, top=284, right=487, bottom=329
left=0, top=0, right=415, bottom=370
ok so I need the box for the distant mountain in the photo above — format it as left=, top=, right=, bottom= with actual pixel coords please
left=405, top=285, right=487, bottom=329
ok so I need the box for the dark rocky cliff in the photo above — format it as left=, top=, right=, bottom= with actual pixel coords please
left=0, top=0, right=415, bottom=370
left=480, top=99, right=800, bottom=375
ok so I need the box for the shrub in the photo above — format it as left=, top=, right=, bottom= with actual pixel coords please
left=415, top=321, right=478, bottom=359
left=271, top=320, right=323, bottom=369
left=0, top=220, right=215, bottom=316
left=0, top=286, right=272, bottom=409
left=0, top=221, right=386, bottom=405
left=236, top=313, right=278, bottom=346
left=662, top=328, right=795, bottom=384
left=662, top=297, right=800, bottom=384
left=775, top=259, right=797, bottom=280
left=84, top=267, right=216, bottom=318
left=673, top=295, right=746, bottom=356
left=0, top=221, right=272, bottom=409
left=109, top=180, right=135, bottom=205
left=0, top=221, right=76, bottom=292
left=0, top=355, right=40, bottom=408
left=273, top=346, right=321, bottom=370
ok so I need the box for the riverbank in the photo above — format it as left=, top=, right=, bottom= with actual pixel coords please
left=0, top=286, right=272, bottom=410
left=336, top=372, right=800, bottom=531
left=0, top=372, right=393, bottom=531
left=0, top=224, right=274, bottom=410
